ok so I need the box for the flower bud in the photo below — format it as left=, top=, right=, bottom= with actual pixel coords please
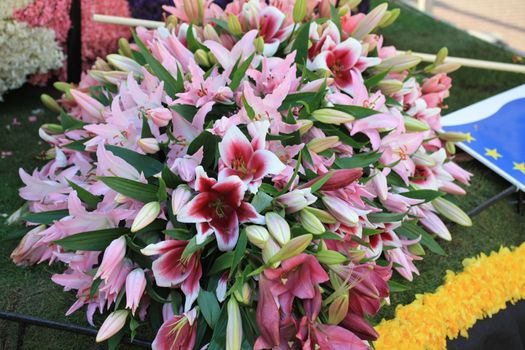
left=233, top=283, right=252, bottom=305
left=114, top=193, right=128, bottom=204
left=126, top=268, right=146, bottom=315
left=194, top=49, right=211, bottom=67
left=96, top=310, right=128, bottom=342
left=107, top=54, right=143, bottom=75
left=445, top=141, right=456, bottom=154
left=404, top=116, right=429, bottom=131
left=432, top=197, right=472, bottom=226
left=275, top=188, right=317, bottom=213
left=378, top=8, right=400, bottom=28
left=262, top=237, right=281, bottom=264
left=226, top=298, right=243, bottom=350
left=6, top=203, right=29, bottom=226
left=299, top=209, right=325, bottom=234
left=53, top=81, right=72, bottom=93
left=203, top=24, right=220, bottom=42
left=172, top=185, right=192, bottom=216
left=438, top=132, right=470, bottom=142
left=376, top=54, right=422, bottom=72
left=435, top=47, right=448, bottom=65
left=166, top=15, right=178, bottom=29
left=227, top=14, right=243, bottom=36
left=371, top=168, right=388, bottom=201
left=40, top=94, right=62, bottom=113
left=41, top=123, right=64, bottom=134
left=254, top=37, right=265, bottom=55
left=265, top=212, right=291, bottom=245
left=184, top=0, right=203, bottom=25
left=307, top=136, right=339, bottom=153
left=316, top=249, right=347, bottom=265
left=131, top=202, right=161, bottom=232
left=138, top=138, right=160, bottom=154
left=70, top=89, right=104, bottom=120
left=303, top=207, right=337, bottom=224
left=377, top=79, right=403, bottom=94
left=293, top=0, right=307, bottom=23
left=408, top=242, right=425, bottom=256
left=268, top=234, right=313, bottom=264
left=118, top=38, right=133, bottom=58
left=246, top=225, right=270, bottom=249
left=430, top=62, right=461, bottom=74
left=39, top=127, right=57, bottom=143
left=352, top=3, right=388, bottom=39
left=147, top=107, right=172, bottom=127
left=328, top=293, right=349, bottom=325
left=297, top=119, right=313, bottom=135
left=322, top=196, right=359, bottom=226
left=43, top=148, right=57, bottom=160
left=412, top=152, right=436, bottom=167
left=208, top=51, right=218, bottom=65
left=311, top=109, right=355, bottom=125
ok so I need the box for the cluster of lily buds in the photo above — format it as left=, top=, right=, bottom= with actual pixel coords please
left=10, top=0, right=475, bottom=349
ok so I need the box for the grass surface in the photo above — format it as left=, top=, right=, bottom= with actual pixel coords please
left=0, top=2, right=524, bottom=348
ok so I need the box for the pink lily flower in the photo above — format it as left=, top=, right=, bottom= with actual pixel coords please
left=177, top=166, right=264, bottom=250
left=152, top=309, right=198, bottom=350
left=246, top=52, right=300, bottom=95
left=379, top=132, right=424, bottom=184
left=94, top=236, right=126, bottom=281
left=204, top=30, right=258, bottom=74
left=421, top=73, right=452, bottom=108
left=70, top=89, right=105, bottom=122
left=218, top=123, right=285, bottom=192
left=443, top=161, right=472, bottom=185
left=256, top=6, right=294, bottom=56
left=141, top=239, right=202, bottom=311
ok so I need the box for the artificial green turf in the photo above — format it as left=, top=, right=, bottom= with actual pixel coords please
left=0, top=2, right=524, bottom=348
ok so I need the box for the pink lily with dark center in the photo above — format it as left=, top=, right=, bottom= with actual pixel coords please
left=218, top=123, right=285, bottom=193
left=152, top=308, right=198, bottom=350
left=177, top=166, right=264, bottom=251
left=141, top=240, right=202, bottom=311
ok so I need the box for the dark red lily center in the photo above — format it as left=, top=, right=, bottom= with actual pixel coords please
left=210, top=199, right=226, bottom=218
left=232, top=156, right=248, bottom=174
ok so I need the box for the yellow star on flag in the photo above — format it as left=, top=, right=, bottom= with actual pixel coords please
left=484, top=148, right=502, bottom=160
left=513, top=162, right=525, bottom=174
left=465, top=132, right=475, bottom=143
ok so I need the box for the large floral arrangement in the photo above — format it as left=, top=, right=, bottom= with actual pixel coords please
left=10, top=0, right=474, bottom=349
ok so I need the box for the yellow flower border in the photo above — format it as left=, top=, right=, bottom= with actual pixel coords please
left=374, top=242, right=525, bottom=350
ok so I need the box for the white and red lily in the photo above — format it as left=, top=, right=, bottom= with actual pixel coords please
left=177, top=166, right=265, bottom=251
left=218, top=123, right=286, bottom=192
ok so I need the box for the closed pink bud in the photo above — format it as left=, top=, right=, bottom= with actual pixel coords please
left=300, top=169, right=363, bottom=191
left=322, top=195, right=359, bottom=226
left=96, top=310, right=128, bottom=342
left=171, top=185, right=192, bottom=216
left=147, top=107, right=172, bottom=127
left=70, top=89, right=104, bottom=120
left=275, top=188, right=317, bottom=213
left=94, top=236, right=126, bottom=281
left=126, top=268, right=146, bottom=315
left=371, top=169, right=388, bottom=201
left=138, top=138, right=160, bottom=154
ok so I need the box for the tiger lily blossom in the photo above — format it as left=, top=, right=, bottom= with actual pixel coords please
left=177, top=166, right=265, bottom=251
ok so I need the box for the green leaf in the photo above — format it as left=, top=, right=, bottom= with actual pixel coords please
left=60, top=111, right=85, bottom=130
left=208, top=252, right=234, bottom=275
left=63, top=138, right=91, bottom=151
left=335, top=152, right=382, bottom=169
left=164, top=228, right=193, bottom=240
left=259, top=183, right=279, bottom=196
left=318, top=124, right=367, bottom=148
left=22, top=209, right=69, bottom=224
left=182, top=235, right=211, bottom=259
left=251, top=191, right=273, bottom=213
left=362, top=228, right=384, bottom=236
left=368, top=212, right=407, bottom=223
left=141, top=114, right=153, bottom=138
left=89, top=278, right=103, bottom=298
left=317, top=231, right=343, bottom=241
left=279, top=92, right=316, bottom=111
left=292, top=21, right=311, bottom=65
left=157, top=178, right=167, bottom=202
left=106, top=145, right=163, bottom=177
left=242, top=93, right=256, bottom=120
left=161, top=165, right=182, bottom=188
left=388, top=280, right=409, bottom=292
left=132, top=31, right=182, bottom=98
left=54, top=228, right=128, bottom=251
left=332, top=104, right=380, bottom=119
left=230, top=53, right=255, bottom=91
left=187, top=24, right=207, bottom=52
left=67, top=180, right=102, bottom=209
left=99, top=177, right=159, bottom=203
left=230, top=230, right=248, bottom=277
left=197, top=290, right=221, bottom=329
left=208, top=305, right=228, bottom=350
left=365, top=69, right=390, bottom=90
left=401, top=189, right=444, bottom=202
left=330, top=4, right=341, bottom=32
left=170, top=104, right=198, bottom=123
left=395, top=221, right=446, bottom=256
left=187, top=131, right=220, bottom=170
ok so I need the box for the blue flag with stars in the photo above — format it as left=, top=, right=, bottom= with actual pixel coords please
left=441, top=84, right=525, bottom=192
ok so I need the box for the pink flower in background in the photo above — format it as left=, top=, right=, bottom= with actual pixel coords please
left=421, top=73, right=452, bottom=108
